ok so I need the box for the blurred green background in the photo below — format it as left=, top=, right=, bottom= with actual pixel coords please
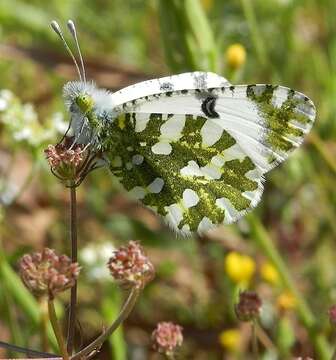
left=0, top=0, right=336, bottom=359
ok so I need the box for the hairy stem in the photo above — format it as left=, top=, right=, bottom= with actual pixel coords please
left=67, top=185, right=78, bottom=354
left=48, top=299, right=69, bottom=360
left=71, top=287, right=140, bottom=360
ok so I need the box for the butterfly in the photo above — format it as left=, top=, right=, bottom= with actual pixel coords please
left=51, top=20, right=316, bottom=235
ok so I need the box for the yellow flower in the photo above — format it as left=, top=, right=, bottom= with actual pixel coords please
left=277, top=291, right=296, bottom=311
left=219, top=329, right=241, bottom=352
left=225, top=251, right=256, bottom=284
left=260, top=262, right=280, bottom=285
left=226, top=43, right=246, bottom=69
left=201, top=0, right=214, bottom=12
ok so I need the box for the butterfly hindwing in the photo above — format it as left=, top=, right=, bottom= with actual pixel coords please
left=105, top=73, right=315, bottom=234
left=105, top=112, right=263, bottom=235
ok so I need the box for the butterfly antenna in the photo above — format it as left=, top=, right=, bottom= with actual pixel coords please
left=50, top=20, right=83, bottom=81
left=67, top=20, right=86, bottom=83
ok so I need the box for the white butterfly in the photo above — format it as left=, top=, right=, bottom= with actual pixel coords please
left=52, top=20, right=315, bottom=235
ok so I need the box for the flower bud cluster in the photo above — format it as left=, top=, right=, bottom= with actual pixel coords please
left=152, top=322, right=183, bottom=356
left=107, top=241, right=154, bottom=289
left=44, top=137, right=99, bottom=187
left=19, top=248, right=80, bottom=299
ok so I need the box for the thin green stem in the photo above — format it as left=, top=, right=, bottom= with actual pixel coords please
left=240, top=0, right=269, bottom=69
left=48, top=298, right=69, bottom=360
left=71, top=287, right=140, bottom=360
left=309, top=132, right=336, bottom=175
left=67, top=185, right=78, bottom=355
left=255, top=323, right=276, bottom=351
left=247, top=214, right=331, bottom=359
left=40, top=297, right=50, bottom=352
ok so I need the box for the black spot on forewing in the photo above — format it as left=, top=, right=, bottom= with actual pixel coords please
left=201, top=96, right=220, bottom=118
left=160, top=82, right=174, bottom=91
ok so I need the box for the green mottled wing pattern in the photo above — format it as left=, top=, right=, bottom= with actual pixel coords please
left=104, top=82, right=315, bottom=234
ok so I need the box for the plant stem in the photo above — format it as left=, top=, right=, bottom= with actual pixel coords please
left=71, top=287, right=140, bottom=360
left=67, top=185, right=78, bottom=354
left=48, top=299, right=69, bottom=360
left=255, top=323, right=276, bottom=351
left=309, top=132, right=336, bottom=175
left=247, top=214, right=332, bottom=359
left=40, top=297, right=50, bottom=352
left=332, top=347, right=336, bottom=360
left=0, top=340, right=58, bottom=358
left=251, top=320, right=259, bottom=359
left=240, top=0, right=269, bottom=68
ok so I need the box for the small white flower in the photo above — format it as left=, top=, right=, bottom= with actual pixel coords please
left=52, top=112, right=69, bottom=134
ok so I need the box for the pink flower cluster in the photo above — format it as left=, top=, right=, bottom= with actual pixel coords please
left=44, top=143, right=84, bottom=169
left=107, top=241, right=154, bottom=288
left=152, top=322, right=183, bottom=355
left=19, top=248, right=80, bottom=299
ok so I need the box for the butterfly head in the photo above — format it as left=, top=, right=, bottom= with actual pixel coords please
left=51, top=20, right=113, bottom=146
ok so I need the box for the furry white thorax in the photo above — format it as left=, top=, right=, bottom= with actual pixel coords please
left=62, top=81, right=117, bottom=145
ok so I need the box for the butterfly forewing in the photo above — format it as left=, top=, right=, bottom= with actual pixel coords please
left=106, top=74, right=315, bottom=234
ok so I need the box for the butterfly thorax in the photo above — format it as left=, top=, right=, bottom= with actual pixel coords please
left=63, top=81, right=120, bottom=148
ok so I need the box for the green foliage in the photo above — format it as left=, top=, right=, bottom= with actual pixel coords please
left=0, top=0, right=336, bottom=359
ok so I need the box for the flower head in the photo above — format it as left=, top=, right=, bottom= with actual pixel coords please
left=107, top=241, right=154, bottom=289
left=219, top=329, right=241, bottom=352
left=152, top=322, right=183, bottom=356
left=19, top=248, right=80, bottom=299
left=277, top=291, right=297, bottom=312
left=235, top=290, right=262, bottom=322
left=225, top=252, right=256, bottom=285
left=44, top=137, right=100, bottom=187
left=260, top=261, right=280, bottom=286
left=226, top=43, right=246, bottom=69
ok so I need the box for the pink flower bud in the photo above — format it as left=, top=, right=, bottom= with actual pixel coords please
left=18, top=248, right=80, bottom=299
left=107, top=241, right=154, bottom=289
left=152, top=322, right=183, bottom=356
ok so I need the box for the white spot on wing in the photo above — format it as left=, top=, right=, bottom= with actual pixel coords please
left=272, top=87, right=288, bottom=108
left=216, top=198, right=240, bottom=224
left=182, top=189, right=200, bottom=208
left=151, top=142, right=172, bottom=155
left=147, top=178, right=164, bottom=193
left=201, top=120, right=224, bottom=146
left=135, top=113, right=150, bottom=132
left=129, top=186, right=146, bottom=200
left=197, top=217, right=214, bottom=233
left=180, top=161, right=203, bottom=177
left=165, top=203, right=183, bottom=228
left=132, top=154, right=144, bottom=165
left=221, top=143, right=246, bottom=162
left=160, top=115, right=185, bottom=141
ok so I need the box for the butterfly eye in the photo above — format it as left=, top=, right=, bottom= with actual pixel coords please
left=75, top=94, right=94, bottom=114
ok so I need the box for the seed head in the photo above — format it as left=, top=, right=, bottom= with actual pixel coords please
left=235, top=290, right=262, bottom=322
left=152, top=322, right=183, bottom=356
left=18, top=248, right=80, bottom=299
left=107, top=241, right=154, bottom=289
